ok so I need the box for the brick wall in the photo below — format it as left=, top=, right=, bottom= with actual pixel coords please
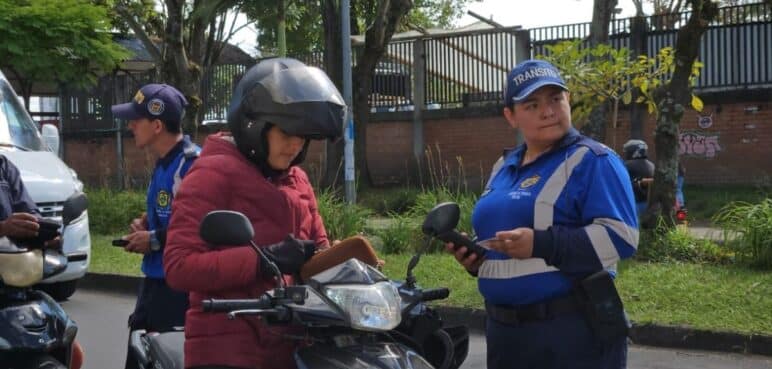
left=610, top=100, right=772, bottom=185
left=64, top=131, right=329, bottom=188
left=63, top=100, right=771, bottom=188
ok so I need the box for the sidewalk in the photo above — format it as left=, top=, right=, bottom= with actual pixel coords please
left=79, top=271, right=772, bottom=357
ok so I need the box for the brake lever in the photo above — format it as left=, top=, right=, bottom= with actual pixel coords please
left=226, top=309, right=278, bottom=319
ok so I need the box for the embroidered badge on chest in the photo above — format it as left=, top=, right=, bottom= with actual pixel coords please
left=157, top=190, right=170, bottom=208
left=520, top=174, right=541, bottom=189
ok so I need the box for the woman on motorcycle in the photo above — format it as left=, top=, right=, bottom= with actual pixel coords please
left=163, top=58, right=345, bottom=369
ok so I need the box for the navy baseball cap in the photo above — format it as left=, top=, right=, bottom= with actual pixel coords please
left=111, top=84, right=188, bottom=123
left=504, top=59, right=568, bottom=105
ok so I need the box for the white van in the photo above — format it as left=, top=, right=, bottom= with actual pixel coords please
left=0, top=71, right=91, bottom=300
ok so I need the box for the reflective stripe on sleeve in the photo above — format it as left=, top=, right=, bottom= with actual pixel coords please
left=533, top=147, right=589, bottom=230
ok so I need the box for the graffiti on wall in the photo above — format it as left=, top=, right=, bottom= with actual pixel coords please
left=679, top=131, right=722, bottom=159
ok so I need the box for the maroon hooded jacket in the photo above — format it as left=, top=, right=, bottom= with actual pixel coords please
left=164, top=133, right=329, bottom=369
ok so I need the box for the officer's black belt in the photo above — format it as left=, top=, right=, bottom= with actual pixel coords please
left=485, top=294, right=582, bottom=325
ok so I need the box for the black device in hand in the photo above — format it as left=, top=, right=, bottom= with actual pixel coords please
left=112, top=239, right=129, bottom=247
left=422, top=202, right=487, bottom=258
left=36, top=218, right=61, bottom=240
left=438, top=231, right=487, bottom=258
left=10, top=218, right=61, bottom=249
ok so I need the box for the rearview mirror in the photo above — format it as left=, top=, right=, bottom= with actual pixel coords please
left=422, top=202, right=460, bottom=237
left=42, top=250, right=68, bottom=279
left=199, top=211, right=254, bottom=246
left=62, top=192, right=88, bottom=226
left=41, top=124, right=60, bottom=155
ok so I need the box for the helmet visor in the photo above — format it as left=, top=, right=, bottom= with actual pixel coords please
left=259, top=67, right=345, bottom=106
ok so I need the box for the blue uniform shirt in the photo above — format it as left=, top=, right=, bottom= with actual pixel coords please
left=472, top=128, right=638, bottom=306
left=142, top=136, right=200, bottom=279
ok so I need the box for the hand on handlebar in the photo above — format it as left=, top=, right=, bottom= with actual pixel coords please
left=259, top=235, right=316, bottom=278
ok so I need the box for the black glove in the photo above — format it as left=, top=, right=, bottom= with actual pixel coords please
left=258, top=234, right=316, bottom=278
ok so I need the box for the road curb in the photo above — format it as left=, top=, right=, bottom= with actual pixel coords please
left=80, top=272, right=772, bottom=357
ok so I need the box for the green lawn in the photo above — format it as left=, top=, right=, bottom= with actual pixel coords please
left=90, top=234, right=143, bottom=276
left=90, top=234, right=771, bottom=335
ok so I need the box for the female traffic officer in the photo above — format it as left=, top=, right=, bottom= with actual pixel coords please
left=446, top=59, right=639, bottom=369
left=163, top=58, right=345, bottom=369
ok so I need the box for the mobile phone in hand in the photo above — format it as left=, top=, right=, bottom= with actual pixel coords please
left=112, top=239, right=129, bottom=247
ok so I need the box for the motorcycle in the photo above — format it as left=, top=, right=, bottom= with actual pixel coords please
left=129, top=206, right=470, bottom=369
left=0, top=192, right=88, bottom=369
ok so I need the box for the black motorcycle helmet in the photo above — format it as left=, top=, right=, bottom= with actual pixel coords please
left=226, top=57, right=346, bottom=175
left=623, top=139, right=649, bottom=160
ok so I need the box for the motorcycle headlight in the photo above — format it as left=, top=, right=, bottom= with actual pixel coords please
left=324, top=281, right=402, bottom=331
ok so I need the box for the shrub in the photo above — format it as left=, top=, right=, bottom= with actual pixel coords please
left=637, top=217, right=732, bottom=264
left=359, top=187, right=420, bottom=215
left=374, top=213, right=424, bottom=254
left=713, top=199, right=772, bottom=269
left=316, top=189, right=372, bottom=242
left=86, top=187, right=145, bottom=235
left=409, top=188, right=478, bottom=237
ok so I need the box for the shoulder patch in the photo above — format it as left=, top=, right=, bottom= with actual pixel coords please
left=576, top=137, right=609, bottom=156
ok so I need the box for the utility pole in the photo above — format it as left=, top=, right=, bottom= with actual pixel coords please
left=341, top=0, right=355, bottom=204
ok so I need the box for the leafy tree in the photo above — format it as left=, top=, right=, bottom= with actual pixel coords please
left=542, top=40, right=703, bottom=149
left=0, top=0, right=128, bottom=108
left=111, top=0, right=249, bottom=133
left=643, top=0, right=718, bottom=230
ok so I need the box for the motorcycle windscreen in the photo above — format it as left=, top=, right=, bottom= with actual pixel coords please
left=295, top=342, right=435, bottom=369
left=306, top=258, right=387, bottom=288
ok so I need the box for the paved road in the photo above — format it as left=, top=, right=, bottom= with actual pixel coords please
left=62, top=289, right=771, bottom=369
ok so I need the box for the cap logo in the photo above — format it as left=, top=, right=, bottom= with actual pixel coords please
left=148, top=99, right=165, bottom=116
left=511, top=67, right=559, bottom=87
left=133, top=90, right=145, bottom=104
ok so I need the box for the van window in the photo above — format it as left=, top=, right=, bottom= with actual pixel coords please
left=0, top=80, right=43, bottom=151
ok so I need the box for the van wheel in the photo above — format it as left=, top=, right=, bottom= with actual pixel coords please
left=39, top=280, right=78, bottom=301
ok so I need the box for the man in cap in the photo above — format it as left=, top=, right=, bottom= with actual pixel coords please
left=111, top=83, right=200, bottom=369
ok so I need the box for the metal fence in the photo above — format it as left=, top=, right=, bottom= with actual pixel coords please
left=200, top=63, right=252, bottom=121
left=60, top=64, right=252, bottom=134
left=60, top=2, right=772, bottom=131
left=532, top=3, right=772, bottom=94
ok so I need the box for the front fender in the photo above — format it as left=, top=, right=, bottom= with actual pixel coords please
left=296, top=341, right=434, bottom=369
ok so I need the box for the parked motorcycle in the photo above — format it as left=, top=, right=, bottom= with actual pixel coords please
left=0, top=192, right=88, bottom=369
left=129, top=207, right=469, bottom=369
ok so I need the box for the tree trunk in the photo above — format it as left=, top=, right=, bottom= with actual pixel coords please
left=581, top=0, right=617, bottom=143
left=642, top=0, right=718, bottom=229
left=162, top=0, right=203, bottom=136
left=629, top=14, right=648, bottom=139
left=352, top=0, right=413, bottom=187
left=321, top=0, right=345, bottom=189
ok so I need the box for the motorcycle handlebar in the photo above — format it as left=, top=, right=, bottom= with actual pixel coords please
left=201, top=296, right=273, bottom=312
left=421, top=288, right=450, bottom=302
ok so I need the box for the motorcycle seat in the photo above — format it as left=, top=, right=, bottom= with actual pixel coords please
left=148, top=331, right=185, bottom=369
